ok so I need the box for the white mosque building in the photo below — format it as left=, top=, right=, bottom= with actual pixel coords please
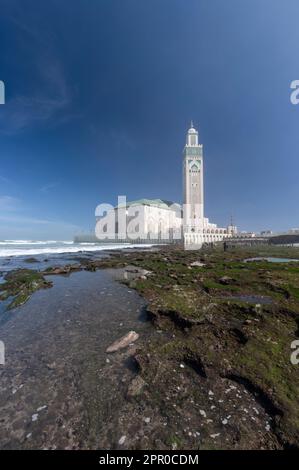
left=93, top=123, right=236, bottom=249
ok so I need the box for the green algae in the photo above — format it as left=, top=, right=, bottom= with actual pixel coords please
left=111, top=245, right=299, bottom=448
left=0, top=269, right=52, bottom=310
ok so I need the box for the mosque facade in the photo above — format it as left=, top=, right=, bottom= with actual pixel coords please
left=94, top=123, right=236, bottom=248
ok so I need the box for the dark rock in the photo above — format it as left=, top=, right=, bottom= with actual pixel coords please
left=127, top=376, right=146, bottom=398
left=219, top=276, right=235, bottom=285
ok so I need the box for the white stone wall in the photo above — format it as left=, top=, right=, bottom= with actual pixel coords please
left=184, top=227, right=230, bottom=249
left=95, top=203, right=182, bottom=241
left=143, top=205, right=181, bottom=240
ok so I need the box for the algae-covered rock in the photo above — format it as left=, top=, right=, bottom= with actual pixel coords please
left=0, top=269, right=52, bottom=310
left=42, top=264, right=81, bottom=275
left=112, top=244, right=299, bottom=449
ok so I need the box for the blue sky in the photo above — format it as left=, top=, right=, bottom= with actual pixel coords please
left=0, top=0, right=299, bottom=239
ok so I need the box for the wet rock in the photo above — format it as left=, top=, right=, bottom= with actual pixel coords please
left=84, top=263, right=97, bottom=272
left=123, top=266, right=152, bottom=281
left=106, top=331, right=139, bottom=353
left=219, top=276, right=235, bottom=285
left=127, top=376, right=146, bottom=398
left=125, top=267, right=139, bottom=274
left=129, top=280, right=137, bottom=288
left=190, top=261, right=205, bottom=267
left=43, top=265, right=81, bottom=275
left=24, top=257, right=39, bottom=263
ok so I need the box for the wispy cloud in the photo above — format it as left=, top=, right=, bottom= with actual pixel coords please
left=0, top=213, right=82, bottom=242
left=0, top=195, right=19, bottom=211
left=1, top=1, right=54, bottom=47
left=0, top=3, right=76, bottom=135
left=39, top=182, right=60, bottom=194
left=0, top=193, right=81, bottom=238
left=0, top=175, right=12, bottom=184
left=0, top=213, right=80, bottom=231
left=0, top=60, right=72, bottom=134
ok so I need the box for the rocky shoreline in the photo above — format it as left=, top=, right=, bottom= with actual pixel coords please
left=1, top=244, right=299, bottom=449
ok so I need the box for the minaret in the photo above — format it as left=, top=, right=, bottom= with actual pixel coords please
left=183, top=122, right=204, bottom=229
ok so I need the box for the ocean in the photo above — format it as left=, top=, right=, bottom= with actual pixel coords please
left=0, top=240, right=155, bottom=276
left=0, top=241, right=152, bottom=449
left=0, top=240, right=151, bottom=258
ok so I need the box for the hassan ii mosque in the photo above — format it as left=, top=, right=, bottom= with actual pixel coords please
left=93, top=123, right=237, bottom=249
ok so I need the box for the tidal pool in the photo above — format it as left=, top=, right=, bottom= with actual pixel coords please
left=0, top=269, right=153, bottom=449
left=245, top=257, right=299, bottom=263
left=223, top=295, right=273, bottom=305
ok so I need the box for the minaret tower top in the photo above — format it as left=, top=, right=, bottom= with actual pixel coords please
left=186, top=121, right=199, bottom=146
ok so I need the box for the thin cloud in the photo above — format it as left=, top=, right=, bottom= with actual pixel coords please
left=0, top=213, right=81, bottom=231
left=0, top=195, right=19, bottom=211
left=0, top=60, right=71, bottom=135
left=39, top=182, right=60, bottom=194
left=0, top=2, right=73, bottom=135
left=0, top=193, right=81, bottom=236
left=0, top=175, right=12, bottom=184
left=1, top=1, right=54, bottom=47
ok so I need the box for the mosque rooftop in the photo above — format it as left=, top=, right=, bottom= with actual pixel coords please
left=116, top=198, right=181, bottom=210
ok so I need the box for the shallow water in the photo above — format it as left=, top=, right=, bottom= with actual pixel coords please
left=245, top=257, right=299, bottom=263
left=0, top=269, right=152, bottom=449
left=223, top=295, right=273, bottom=305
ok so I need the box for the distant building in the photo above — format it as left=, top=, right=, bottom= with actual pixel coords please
left=261, top=230, right=273, bottom=237
left=233, top=231, right=256, bottom=238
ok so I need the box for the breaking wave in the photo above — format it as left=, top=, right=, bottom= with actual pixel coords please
left=0, top=241, right=152, bottom=257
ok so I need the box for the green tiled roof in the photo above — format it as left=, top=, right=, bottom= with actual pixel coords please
left=116, top=198, right=181, bottom=209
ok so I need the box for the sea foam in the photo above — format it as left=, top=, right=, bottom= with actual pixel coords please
left=0, top=241, right=152, bottom=257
